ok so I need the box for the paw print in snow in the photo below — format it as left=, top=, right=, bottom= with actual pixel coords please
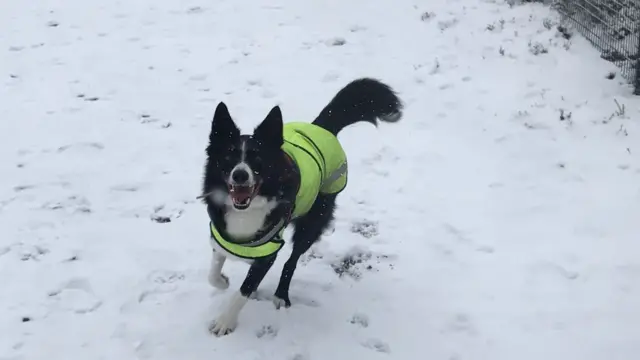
left=150, top=204, right=184, bottom=223
left=349, top=312, right=369, bottom=328
left=350, top=219, right=378, bottom=238
left=325, top=37, right=346, bottom=46
left=47, top=278, right=102, bottom=314
left=332, top=246, right=396, bottom=279
left=256, top=325, right=278, bottom=339
left=42, top=195, right=91, bottom=214
left=362, top=338, right=391, bottom=353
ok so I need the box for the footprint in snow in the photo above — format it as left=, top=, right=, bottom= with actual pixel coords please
left=438, top=18, right=459, bottom=31
left=123, top=270, right=186, bottom=308
left=420, top=11, right=436, bottom=21
left=331, top=250, right=374, bottom=279
left=139, top=113, right=161, bottom=124
left=150, top=204, right=184, bottom=223
left=324, top=37, right=346, bottom=46
left=350, top=219, right=379, bottom=238
left=256, top=325, right=278, bottom=339
left=361, top=338, right=391, bottom=353
left=349, top=312, right=369, bottom=328
left=147, top=269, right=186, bottom=284
left=331, top=248, right=395, bottom=280
left=47, top=277, right=102, bottom=314
left=63, top=253, right=80, bottom=262
left=14, top=243, right=50, bottom=261
left=41, top=195, right=92, bottom=214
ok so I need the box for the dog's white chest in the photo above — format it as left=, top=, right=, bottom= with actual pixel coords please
left=224, top=211, right=265, bottom=239
left=223, top=195, right=277, bottom=239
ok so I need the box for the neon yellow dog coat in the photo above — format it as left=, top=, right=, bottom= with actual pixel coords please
left=209, top=122, right=348, bottom=259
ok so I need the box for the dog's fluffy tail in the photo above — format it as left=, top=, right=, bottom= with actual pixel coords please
left=312, top=78, right=403, bottom=136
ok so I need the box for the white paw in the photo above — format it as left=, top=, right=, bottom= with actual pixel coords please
left=208, top=315, right=238, bottom=336
left=209, top=292, right=248, bottom=337
left=208, top=272, right=229, bottom=290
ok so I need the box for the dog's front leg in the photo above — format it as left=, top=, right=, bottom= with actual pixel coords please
left=208, top=251, right=229, bottom=289
left=209, top=255, right=277, bottom=336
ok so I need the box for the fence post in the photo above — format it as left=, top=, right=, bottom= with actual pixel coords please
left=635, top=20, right=640, bottom=95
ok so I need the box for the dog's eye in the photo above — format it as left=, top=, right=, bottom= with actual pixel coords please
left=222, top=146, right=240, bottom=161
left=245, top=149, right=261, bottom=162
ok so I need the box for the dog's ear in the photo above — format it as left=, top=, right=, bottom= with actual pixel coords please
left=253, top=105, right=283, bottom=147
left=210, top=102, right=240, bottom=142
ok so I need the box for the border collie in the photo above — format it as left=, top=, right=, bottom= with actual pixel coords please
left=201, top=78, right=403, bottom=336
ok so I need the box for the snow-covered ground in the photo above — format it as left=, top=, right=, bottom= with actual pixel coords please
left=1, top=0, right=639, bottom=359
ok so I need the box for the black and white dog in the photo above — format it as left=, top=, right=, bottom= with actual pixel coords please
left=201, top=78, right=403, bottom=336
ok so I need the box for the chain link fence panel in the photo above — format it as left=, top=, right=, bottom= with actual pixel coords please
left=552, top=0, right=640, bottom=93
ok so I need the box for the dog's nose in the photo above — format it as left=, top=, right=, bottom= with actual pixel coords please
left=231, top=168, right=250, bottom=184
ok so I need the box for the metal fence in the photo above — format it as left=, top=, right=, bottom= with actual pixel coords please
left=553, top=0, right=640, bottom=94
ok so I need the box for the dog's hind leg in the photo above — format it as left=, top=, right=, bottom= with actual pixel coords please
left=273, top=193, right=337, bottom=308
left=208, top=251, right=230, bottom=290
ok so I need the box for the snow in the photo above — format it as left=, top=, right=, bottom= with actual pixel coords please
left=1, top=0, right=639, bottom=359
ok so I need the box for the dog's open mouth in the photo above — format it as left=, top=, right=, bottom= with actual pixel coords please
left=228, top=184, right=258, bottom=210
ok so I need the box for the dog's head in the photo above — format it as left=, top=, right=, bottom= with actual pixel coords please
left=203, top=102, right=285, bottom=211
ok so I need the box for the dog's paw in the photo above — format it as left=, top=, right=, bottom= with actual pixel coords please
left=209, top=292, right=248, bottom=337
left=208, top=273, right=229, bottom=290
left=208, top=316, right=237, bottom=337
left=273, top=295, right=291, bottom=310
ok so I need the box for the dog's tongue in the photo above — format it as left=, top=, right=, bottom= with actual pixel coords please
left=230, top=186, right=253, bottom=203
